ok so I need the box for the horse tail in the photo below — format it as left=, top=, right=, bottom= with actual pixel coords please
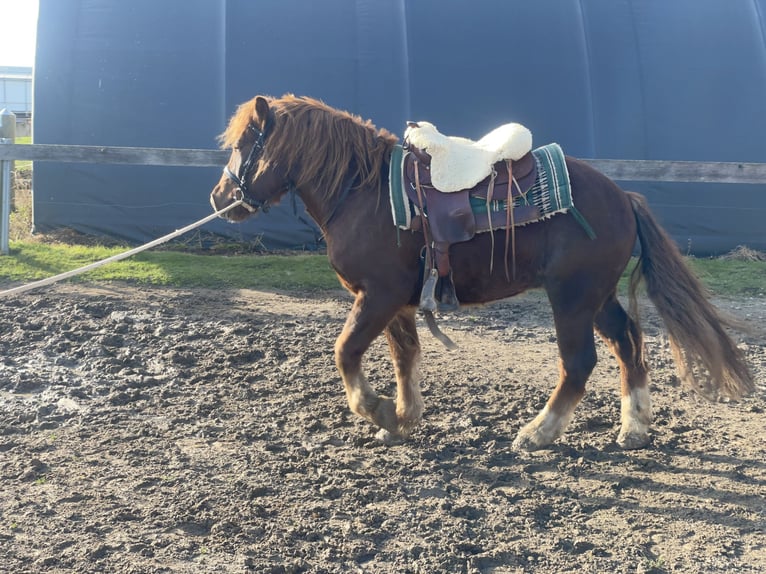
left=626, top=191, right=754, bottom=399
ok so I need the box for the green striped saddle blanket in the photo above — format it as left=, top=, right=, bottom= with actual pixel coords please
left=389, top=142, right=594, bottom=238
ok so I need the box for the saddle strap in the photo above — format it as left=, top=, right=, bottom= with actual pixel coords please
left=486, top=169, right=497, bottom=276
left=505, top=160, right=515, bottom=282
left=413, top=160, right=434, bottom=271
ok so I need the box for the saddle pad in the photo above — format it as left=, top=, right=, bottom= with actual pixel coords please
left=390, top=142, right=595, bottom=238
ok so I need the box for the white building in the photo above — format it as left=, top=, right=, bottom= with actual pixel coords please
left=0, top=65, right=32, bottom=117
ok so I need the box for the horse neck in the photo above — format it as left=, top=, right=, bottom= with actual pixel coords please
left=292, top=150, right=391, bottom=232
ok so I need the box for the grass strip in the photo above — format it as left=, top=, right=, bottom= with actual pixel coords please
left=1, top=242, right=341, bottom=292
left=1, top=242, right=764, bottom=297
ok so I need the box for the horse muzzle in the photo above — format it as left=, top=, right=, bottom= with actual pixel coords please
left=210, top=187, right=252, bottom=222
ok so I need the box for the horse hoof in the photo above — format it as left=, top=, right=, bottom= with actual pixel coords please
left=617, top=431, right=650, bottom=450
left=511, top=432, right=546, bottom=452
left=374, top=428, right=404, bottom=446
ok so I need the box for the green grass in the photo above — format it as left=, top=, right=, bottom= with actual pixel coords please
left=1, top=242, right=341, bottom=292
left=14, top=136, right=32, bottom=170
left=618, top=257, right=766, bottom=298
left=1, top=241, right=764, bottom=297
left=687, top=258, right=766, bottom=297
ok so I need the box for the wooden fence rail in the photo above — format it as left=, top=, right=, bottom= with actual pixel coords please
left=0, top=143, right=228, bottom=167
left=583, top=159, right=766, bottom=185
left=2, top=143, right=766, bottom=184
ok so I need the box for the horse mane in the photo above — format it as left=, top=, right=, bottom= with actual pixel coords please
left=219, top=94, right=398, bottom=204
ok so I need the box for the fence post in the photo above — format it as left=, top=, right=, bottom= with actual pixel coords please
left=0, top=108, right=16, bottom=255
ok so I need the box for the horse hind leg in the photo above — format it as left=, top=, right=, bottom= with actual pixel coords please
left=513, top=302, right=598, bottom=451
left=595, top=294, right=652, bottom=449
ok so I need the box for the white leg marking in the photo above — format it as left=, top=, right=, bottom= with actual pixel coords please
left=617, top=385, right=652, bottom=449
left=396, top=369, right=424, bottom=422
left=512, top=404, right=576, bottom=451
left=344, top=372, right=375, bottom=416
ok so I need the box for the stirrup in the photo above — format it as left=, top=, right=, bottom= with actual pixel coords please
left=419, top=268, right=438, bottom=313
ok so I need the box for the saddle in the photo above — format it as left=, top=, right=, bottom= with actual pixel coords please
left=404, top=121, right=533, bottom=192
left=402, top=121, right=538, bottom=312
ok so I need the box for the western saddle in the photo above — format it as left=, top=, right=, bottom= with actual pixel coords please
left=402, top=121, right=539, bottom=312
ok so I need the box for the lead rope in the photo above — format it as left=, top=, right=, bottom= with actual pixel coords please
left=0, top=199, right=246, bottom=298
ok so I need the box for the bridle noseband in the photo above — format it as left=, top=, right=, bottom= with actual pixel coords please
left=223, top=121, right=272, bottom=213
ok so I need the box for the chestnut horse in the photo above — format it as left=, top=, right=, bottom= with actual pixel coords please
left=210, top=94, right=753, bottom=450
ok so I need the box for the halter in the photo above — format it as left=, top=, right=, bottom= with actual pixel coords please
left=221, top=114, right=350, bottom=228
left=223, top=121, right=272, bottom=213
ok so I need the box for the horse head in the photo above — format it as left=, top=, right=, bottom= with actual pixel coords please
left=210, top=96, right=292, bottom=221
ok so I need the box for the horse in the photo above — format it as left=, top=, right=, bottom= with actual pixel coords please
left=210, top=94, right=754, bottom=451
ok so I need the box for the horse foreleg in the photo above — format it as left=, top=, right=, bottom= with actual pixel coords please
left=384, top=307, right=424, bottom=436
left=595, top=295, right=652, bottom=449
left=512, top=309, right=597, bottom=451
left=335, top=293, right=400, bottom=434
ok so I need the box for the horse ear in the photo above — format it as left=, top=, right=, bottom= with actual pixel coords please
left=253, top=96, right=270, bottom=130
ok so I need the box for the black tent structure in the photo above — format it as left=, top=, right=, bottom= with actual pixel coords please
left=33, top=0, right=766, bottom=254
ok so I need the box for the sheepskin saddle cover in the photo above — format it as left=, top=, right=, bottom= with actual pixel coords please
left=404, top=120, right=533, bottom=192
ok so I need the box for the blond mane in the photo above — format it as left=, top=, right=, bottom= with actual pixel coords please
left=219, top=95, right=398, bottom=204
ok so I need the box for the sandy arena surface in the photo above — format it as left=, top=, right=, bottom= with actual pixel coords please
left=1, top=284, right=764, bottom=573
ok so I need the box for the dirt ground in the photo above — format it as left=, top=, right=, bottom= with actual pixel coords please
left=0, top=283, right=764, bottom=573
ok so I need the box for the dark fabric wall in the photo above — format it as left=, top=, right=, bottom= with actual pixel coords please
left=33, top=0, right=766, bottom=253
